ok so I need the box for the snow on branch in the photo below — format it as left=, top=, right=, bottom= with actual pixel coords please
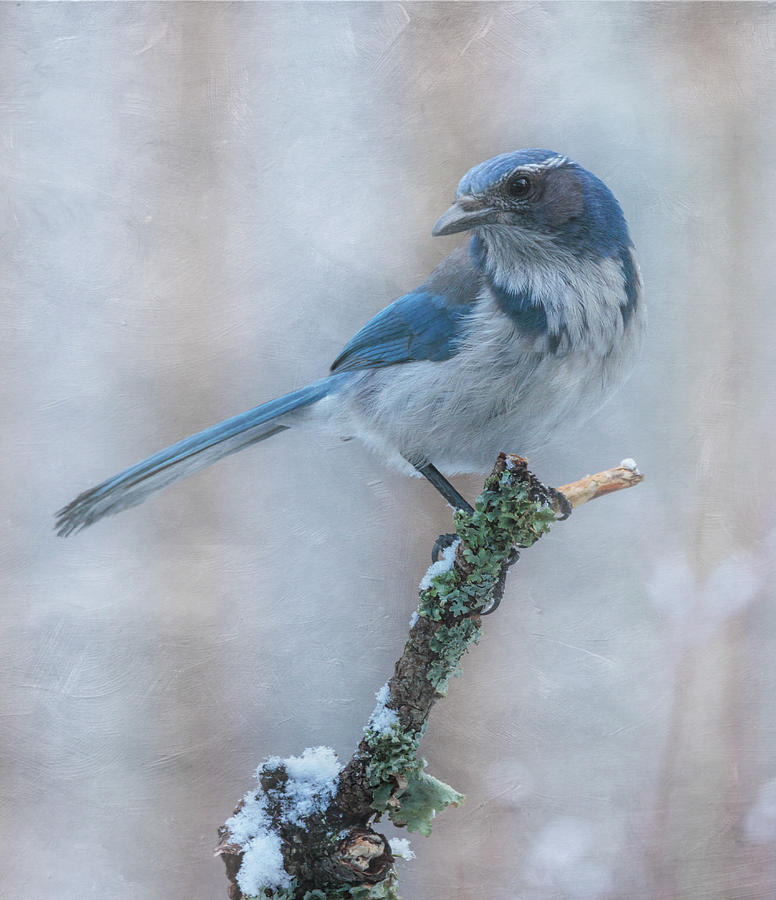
left=216, top=454, right=643, bottom=899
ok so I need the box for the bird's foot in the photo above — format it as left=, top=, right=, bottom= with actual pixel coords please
left=431, top=532, right=459, bottom=563
left=549, top=487, right=572, bottom=520
left=480, top=547, right=520, bottom=615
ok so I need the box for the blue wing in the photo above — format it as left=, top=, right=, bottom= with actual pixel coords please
left=330, top=245, right=483, bottom=374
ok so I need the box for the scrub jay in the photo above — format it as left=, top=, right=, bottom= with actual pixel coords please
left=56, top=149, right=643, bottom=537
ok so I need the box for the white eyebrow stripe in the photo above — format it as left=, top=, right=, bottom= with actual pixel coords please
left=517, top=155, right=570, bottom=173
left=484, top=155, right=571, bottom=194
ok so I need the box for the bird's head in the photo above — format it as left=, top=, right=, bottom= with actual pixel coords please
left=432, top=149, right=631, bottom=258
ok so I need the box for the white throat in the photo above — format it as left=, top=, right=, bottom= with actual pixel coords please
left=475, top=225, right=632, bottom=343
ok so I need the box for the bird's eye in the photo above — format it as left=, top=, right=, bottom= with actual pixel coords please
left=505, top=174, right=532, bottom=199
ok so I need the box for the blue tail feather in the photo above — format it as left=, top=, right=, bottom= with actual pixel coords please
left=56, top=374, right=346, bottom=536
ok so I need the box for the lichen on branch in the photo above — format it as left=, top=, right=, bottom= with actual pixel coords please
left=217, top=454, right=643, bottom=899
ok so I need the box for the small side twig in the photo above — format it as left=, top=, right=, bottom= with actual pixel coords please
left=216, top=454, right=643, bottom=899
left=556, top=458, right=643, bottom=509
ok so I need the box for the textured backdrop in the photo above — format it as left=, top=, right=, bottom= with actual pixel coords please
left=2, top=3, right=776, bottom=898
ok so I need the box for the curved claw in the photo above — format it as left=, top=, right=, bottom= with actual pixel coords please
left=550, top=487, right=572, bottom=521
left=432, top=532, right=459, bottom=563
left=480, top=547, right=520, bottom=615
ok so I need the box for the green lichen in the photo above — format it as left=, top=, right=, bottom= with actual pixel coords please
left=416, top=466, right=556, bottom=691
left=418, top=476, right=554, bottom=618
left=300, top=871, right=401, bottom=900
left=256, top=887, right=297, bottom=900
left=426, top=619, right=481, bottom=695
left=253, top=875, right=402, bottom=900
left=455, top=471, right=556, bottom=559
left=364, top=723, right=463, bottom=835
left=364, top=723, right=420, bottom=791
left=386, top=766, right=464, bottom=836
left=245, top=464, right=555, bottom=900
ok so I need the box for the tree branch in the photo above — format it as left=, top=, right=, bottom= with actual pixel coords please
left=556, top=458, right=643, bottom=509
left=215, top=454, right=643, bottom=899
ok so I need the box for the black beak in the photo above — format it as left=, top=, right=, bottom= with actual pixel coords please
left=432, top=195, right=498, bottom=236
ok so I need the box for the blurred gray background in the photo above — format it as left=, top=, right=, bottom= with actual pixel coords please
left=2, top=3, right=776, bottom=898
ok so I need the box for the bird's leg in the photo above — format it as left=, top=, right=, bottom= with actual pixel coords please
left=413, top=459, right=525, bottom=615
left=411, top=460, right=474, bottom=564
left=414, top=461, right=474, bottom=514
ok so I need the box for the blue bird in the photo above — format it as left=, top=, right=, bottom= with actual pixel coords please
left=56, top=149, right=643, bottom=537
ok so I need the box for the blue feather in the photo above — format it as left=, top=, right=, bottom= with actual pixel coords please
left=619, top=246, right=641, bottom=327
left=470, top=234, right=551, bottom=337
left=56, top=149, right=642, bottom=538
left=330, top=246, right=481, bottom=373
left=55, top=374, right=350, bottom=535
left=458, top=149, right=559, bottom=195
left=459, top=150, right=632, bottom=259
